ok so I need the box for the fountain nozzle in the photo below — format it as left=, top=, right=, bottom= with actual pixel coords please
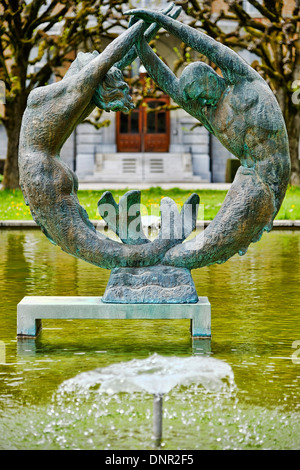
left=153, top=393, right=163, bottom=447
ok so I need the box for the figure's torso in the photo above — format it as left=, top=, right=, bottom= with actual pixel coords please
left=195, top=79, right=289, bottom=169
left=20, top=79, right=95, bottom=158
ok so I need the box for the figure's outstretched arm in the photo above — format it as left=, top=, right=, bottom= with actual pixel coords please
left=67, top=20, right=146, bottom=97
left=126, top=10, right=261, bottom=84
left=134, top=32, right=182, bottom=104
left=115, top=3, right=178, bottom=71
left=115, top=22, right=160, bottom=71
left=75, top=5, right=179, bottom=89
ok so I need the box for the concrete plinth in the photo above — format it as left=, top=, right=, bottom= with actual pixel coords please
left=17, top=296, right=211, bottom=339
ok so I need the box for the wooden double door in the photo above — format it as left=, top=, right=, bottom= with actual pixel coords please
left=116, top=96, right=170, bottom=153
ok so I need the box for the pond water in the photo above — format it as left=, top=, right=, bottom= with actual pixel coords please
left=0, top=229, right=299, bottom=450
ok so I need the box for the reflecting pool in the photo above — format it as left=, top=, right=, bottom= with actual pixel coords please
left=0, top=229, right=299, bottom=449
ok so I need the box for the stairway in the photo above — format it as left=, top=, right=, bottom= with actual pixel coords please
left=90, top=152, right=203, bottom=183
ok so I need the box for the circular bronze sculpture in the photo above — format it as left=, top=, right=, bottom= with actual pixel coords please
left=19, top=6, right=290, bottom=298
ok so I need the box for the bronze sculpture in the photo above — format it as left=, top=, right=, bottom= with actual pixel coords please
left=18, top=6, right=197, bottom=274
left=18, top=5, right=290, bottom=302
left=126, top=7, right=290, bottom=269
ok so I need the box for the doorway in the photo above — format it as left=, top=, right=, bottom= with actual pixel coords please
left=116, top=96, right=170, bottom=153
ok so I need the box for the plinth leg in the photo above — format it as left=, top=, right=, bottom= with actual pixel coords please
left=191, top=302, right=211, bottom=337
left=17, top=306, right=42, bottom=338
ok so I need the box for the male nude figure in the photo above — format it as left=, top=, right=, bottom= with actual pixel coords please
left=126, top=9, right=290, bottom=268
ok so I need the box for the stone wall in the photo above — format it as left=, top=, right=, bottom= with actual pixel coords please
left=172, top=110, right=211, bottom=182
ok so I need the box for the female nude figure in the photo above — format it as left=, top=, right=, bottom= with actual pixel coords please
left=126, top=9, right=291, bottom=269
left=19, top=9, right=195, bottom=270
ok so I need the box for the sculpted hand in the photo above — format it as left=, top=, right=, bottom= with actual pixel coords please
left=116, top=4, right=181, bottom=71
left=128, top=2, right=172, bottom=28
left=126, top=4, right=181, bottom=29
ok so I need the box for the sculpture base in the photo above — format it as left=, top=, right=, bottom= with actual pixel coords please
left=17, top=296, right=211, bottom=339
left=102, top=265, right=198, bottom=304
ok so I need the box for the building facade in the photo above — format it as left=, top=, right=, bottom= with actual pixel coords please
left=0, top=0, right=297, bottom=184
left=59, top=0, right=228, bottom=184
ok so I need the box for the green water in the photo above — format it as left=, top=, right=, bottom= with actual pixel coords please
left=0, top=229, right=299, bottom=450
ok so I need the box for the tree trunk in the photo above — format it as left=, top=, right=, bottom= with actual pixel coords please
left=276, top=87, right=300, bottom=187
left=2, top=96, right=27, bottom=190
left=285, top=105, right=300, bottom=187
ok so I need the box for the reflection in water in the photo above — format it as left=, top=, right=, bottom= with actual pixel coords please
left=0, top=229, right=299, bottom=449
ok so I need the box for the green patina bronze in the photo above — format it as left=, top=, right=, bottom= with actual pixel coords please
left=18, top=4, right=290, bottom=303
left=18, top=7, right=187, bottom=273
left=126, top=7, right=291, bottom=269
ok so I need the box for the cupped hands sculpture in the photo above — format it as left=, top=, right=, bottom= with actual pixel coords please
left=19, top=4, right=290, bottom=303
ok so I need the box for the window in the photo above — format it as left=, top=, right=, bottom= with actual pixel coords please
left=243, top=0, right=263, bottom=15
left=133, top=0, right=169, bottom=8
left=120, top=110, right=139, bottom=134
left=146, top=101, right=167, bottom=134
left=0, top=81, right=5, bottom=105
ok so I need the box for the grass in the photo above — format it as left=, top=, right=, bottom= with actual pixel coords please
left=0, top=185, right=300, bottom=221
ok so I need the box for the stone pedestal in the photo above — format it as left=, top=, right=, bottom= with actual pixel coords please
left=17, top=296, right=211, bottom=339
left=102, top=265, right=198, bottom=304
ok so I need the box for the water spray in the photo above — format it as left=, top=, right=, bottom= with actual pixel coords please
left=58, top=354, right=234, bottom=446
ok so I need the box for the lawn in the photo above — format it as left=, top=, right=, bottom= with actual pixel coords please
left=0, top=185, right=299, bottom=221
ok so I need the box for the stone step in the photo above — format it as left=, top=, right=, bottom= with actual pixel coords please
left=93, top=152, right=201, bottom=182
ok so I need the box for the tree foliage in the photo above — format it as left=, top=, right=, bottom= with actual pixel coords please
left=0, top=0, right=130, bottom=96
left=0, top=0, right=128, bottom=188
left=174, top=0, right=300, bottom=184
